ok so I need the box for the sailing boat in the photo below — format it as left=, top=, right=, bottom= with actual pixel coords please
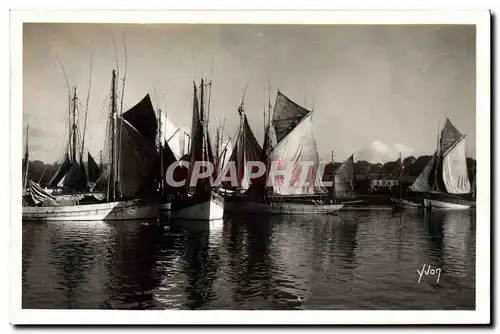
left=220, top=95, right=263, bottom=195
left=331, top=154, right=365, bottom=207
left=225, top=91, right=343, bottom=214
left=22, top=70, right=160, bottom=221
left=399, top=118, right=473, bottom=210
left=164, top=79, right=225, bottom=221
left=391, top=152, right=422, bottom=209
left=43, top=86, right=101, bottom=197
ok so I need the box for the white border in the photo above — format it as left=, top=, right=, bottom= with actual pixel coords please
left=9, top=10, right=491, bottom=325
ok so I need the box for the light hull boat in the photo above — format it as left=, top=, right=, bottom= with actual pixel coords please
left=167, top=191, right=225, bottom=221
left=423, top=198, right=471, bottom=210
left=22, top=199, right=160, bottom=221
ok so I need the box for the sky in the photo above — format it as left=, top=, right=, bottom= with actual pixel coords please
left=23, top=23, right=476, bottom=164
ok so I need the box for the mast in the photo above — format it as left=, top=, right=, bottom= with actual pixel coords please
left=207, top=80, right=212, bottom=125
left=215, top=126, right=220, bottom=174
left=71, top=86, right=77, bottom=163
left=238, top=101, right=245, bottom=191
left=331, top=150, right=335, bottom=202
left=99, top=150, right=103, bottom=172
left=158, top=108, right=164, bottom=198
left=399, top=152, right=403, bottom=199
left=200, top=79, right=205, bottom=163
left=432, top=126, right=440, bottom=192
left=108, top=70, right=117, bottom=202
left=23, top=125, right=29, bottom=190
left=268, top=78, right=271, bottom=127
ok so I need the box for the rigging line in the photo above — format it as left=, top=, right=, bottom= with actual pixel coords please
left=81, top=53, right=93, bottom=158
left=56, top=55, right=72, bottom=155
left=120, top=34, right=128, bottom=115
left=116, top=35, right=128, bottom=185
left=210, top=51, right=216, bottom=79
left=56, top=55, right=71, bottom=106
left=191, top=45, right=197, bottom=82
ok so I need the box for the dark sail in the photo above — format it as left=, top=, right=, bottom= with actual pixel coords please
left=122, top=94, right=158, bottom=143
left=59, top=160, right=88, bottom=191
left=440, top=118, right=463, bottom=154
left=243, top=116, right=263, bottom=165
left=225, top=113, right=263, bottom=190
left=86, top=152, right=101, bottom=185
left=272, top=91, right=311, bottom=143
left=116, top=118, right=158, bottom=198
left=48, top=154, right=72, bottom=187
left=334, top=154, right=357, bottom=199
left=187, top=83, right=205, bottom=192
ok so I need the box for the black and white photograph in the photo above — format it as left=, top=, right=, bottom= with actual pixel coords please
left=9, top=10, right=490, bottom=325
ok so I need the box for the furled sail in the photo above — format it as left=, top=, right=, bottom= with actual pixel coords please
left=28, top=179, right=56, bottom=205
left=272, top=91, right=311, bottom=144
left=334, top=154, right=357, bottom=199
left=269, top=112, right=327, bottom=195
left=441, top=137, right=471, bottom=194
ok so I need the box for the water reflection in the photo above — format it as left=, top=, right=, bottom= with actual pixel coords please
left=22, top=210, right=476, bottom=310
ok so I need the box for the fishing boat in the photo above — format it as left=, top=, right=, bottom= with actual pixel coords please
left=225, top=90, right=343, bottom=214
left=23, top=70, right=160, bottom=221
left=164, top=79, right=224, bottom=221
left=391, top=152, right=423, bottom=209
left=219, top=89, right=263, bottom=195
left=331, top=154, right=366, bottom=208
left=405, top=118, right=474, bottom=210
left=22, top=85, right=102, bottom=201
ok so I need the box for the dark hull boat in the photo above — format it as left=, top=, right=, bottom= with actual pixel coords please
left=161, top=79, right=224, bottom=221
left=331, top=154, right=367, bottom=209
left=225, top=193, right=342, bottom=215
left=393, top=118, right=474, bottom=211
left=223, top=90, right=343, bottom=215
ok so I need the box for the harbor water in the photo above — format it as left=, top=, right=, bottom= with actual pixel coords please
left=22, top=209, right=475, bottom=310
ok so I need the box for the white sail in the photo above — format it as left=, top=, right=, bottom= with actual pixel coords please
left=270, top=113, right=327, bottom=195
left=442, top=137, right=471, bottom=194
left=158, top=111, right=189, bottom=159
left=409, top=156, right=435, bottom=193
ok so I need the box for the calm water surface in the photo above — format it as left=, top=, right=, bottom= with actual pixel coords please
left=22, top=209, right=475, bottom=310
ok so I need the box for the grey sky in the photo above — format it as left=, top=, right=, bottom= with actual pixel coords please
left=23, top=23, right=476, bottom=164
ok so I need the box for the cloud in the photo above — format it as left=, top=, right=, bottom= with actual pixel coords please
left=356, top=140, right=415, bottom=163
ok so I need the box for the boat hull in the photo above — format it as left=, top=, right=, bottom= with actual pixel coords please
left=22, top=199, right=160, bottom=221
left=391, top=198, right=422, bottom=209
left=423, top=198, right=471, bottom=210
left=168, top=191, right=225, bottom=221
left=225, top=199, right=343, bottom=215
